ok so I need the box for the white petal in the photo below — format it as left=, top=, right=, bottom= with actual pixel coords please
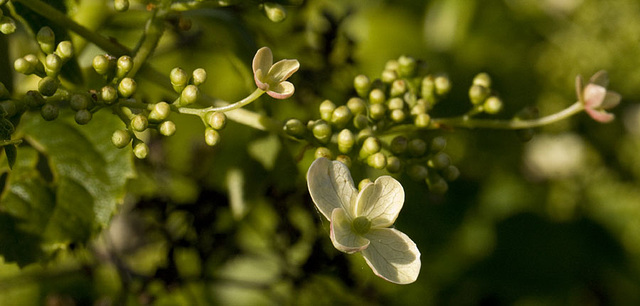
left=307, top=157, right=358, bottom=220
left=583, top=84, right=606, bottom=109
left=330, top=208, right=370, bottom=254
left=362, top=228, right=421, bottom=284
left=252, top=47, right=273, bottom=78
left=355, top=176, right=404, bottom=228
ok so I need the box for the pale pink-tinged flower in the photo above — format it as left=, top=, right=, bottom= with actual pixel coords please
left=307, top=157, right=421, bottom=284
left=252, top=47, right=299, bottom=99
left=576, top=70, right=621, bottom=123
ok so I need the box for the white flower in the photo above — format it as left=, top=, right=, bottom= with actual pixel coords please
left=576, top=70, right=621, bottom=123
left=252, top=47, right=299, bottom=99
left=306, top=157, right=421, bottom=284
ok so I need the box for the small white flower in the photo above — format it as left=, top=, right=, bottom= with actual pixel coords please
left=307, top=157, right=421, bottom=284
left=252, top=47, right=299, bottom=99
left=576, top=70, right=621, bottom=123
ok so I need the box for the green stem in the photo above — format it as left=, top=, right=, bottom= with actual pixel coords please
left=177, top=88, right=265, bottom=116
left=128, top=8, right=165, bottom=78
left=0, top=139, right=23, bottom=146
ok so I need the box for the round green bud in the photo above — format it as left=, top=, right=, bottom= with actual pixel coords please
left=388, top=97, right=404, bottom=110
left=426, top=174, right=448, bottom=194
left=36, top=27, right=56, bottom=54
left=390, top=109, right=406, bottom=123
left=473, top=72, right=492, bottom=88
left=358, top=179, right=372, bottom=191
left=114, top=0, right=129, bottom=12
left=369, top=103, right=386, bottom=121
left=384, top=59, right=399, bottom=71
left=14, top=57, right=35, bottom=75
left=354, top=74, right=371, bottom=98
left=411, top=103, right=427, bottom=116
left=44, top=53, right=62, bottom=76
left=192, top=68, right=207, bottom=85
left=0, top=17, right=17, bottom=35
left=407, top=164, right=429, bottom=181
left=74, top=109, right=92, bottom=125
left=263, top=2, right=287, bottom=22
left=397, top=55, right=417, bottom=77
left=206, top=111, right=227, bottom=130
left=414, top=113, right=431, bottom=128
left=319, top=100, right=336, bottom=121
left=367, top=152, right=387, bottom=169
left=430, top=136, right=447, bottom=153
left=24, top=90, right=45, bottom=108
left=390, top=136, right=408, bottom=154
left=408, top=138, right=427, bottom=157
left=353, top=113, right=368, bottom=130
left=360, top=136, right=381, bottom=158
left=133, top=141, right=149, bottom=159
left=434, top=75, right=451, bottom=96
left=347, top=97, right=366, bottom=114
left=421, top=76, right=435, bottom=100
left=101, top=86, right=118, bottom=104
left=131, top=114, right=148, bottom=132
left=386, top=156, right=402, bottom=173
left=483, top=96, right=503, bottom=114
left=381, top=69, right=397, bottom=83
left=352, top=216, right=371, bottom=235
left=118, top=77, right=137, bottom=98
left=283, top=118, right=306, bottom=139
left=337, top=129, right=355, bottom=153
left=159, top=120, right=176, bottom=136
left=116, top=56, right=133, bottom=78
left=38, top=76, right=59, bottom=96
left=148, top=102, right=171, bottom=122
left=41, top=103, right=59, bottom=121
left=92, top=55, right=112, bottom=75
left=0, top=100, right=16, bottom=117
left=170, top=67, right=189, bottom=93
left=312, top=120, right=332, bottom=144
left=204, top=127, right=221, bottom=146
left=369, top=88, right=385, bottom=104
left=180, top=85, right=199, bottom=105
left=356, top=128, right=374, bottom=145
left=55, top=41, right=74, bottom=61
left=442, top=165, right=460, bottom=181
left=111, top=129, right=131, bottom=148
left=336, top=155, right=352, bottom=168
left=469, top=84, right=489, bottom=105
left=331, top=105, right=352, bottom=128
left=390, top=79, right=407, bottom=97
left=428, top=152, right=451, bottom=169
left=314, top=147, right=333, bottom=160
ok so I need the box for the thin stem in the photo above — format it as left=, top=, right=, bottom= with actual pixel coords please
left=177, top=88, right=265, bottom=116
left=0, top=139, right=23, bottom=146
left=128, top=8, right=165, bottom=78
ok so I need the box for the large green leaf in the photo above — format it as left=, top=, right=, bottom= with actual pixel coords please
left=0, top=112, right=134, bottom=267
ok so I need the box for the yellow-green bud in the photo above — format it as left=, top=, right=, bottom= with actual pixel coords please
left=284, top=118, right=306, bottom=139
left=381, top=69, right=397, bottom=83
left=36, top=26, right=55, bottom=54
left=353, top=113, right=368, bottom=130
left=397, top=55, right=417, bottom=77
left=44, top=53, right=62, bottom=76
left=133, top=141, right=149, bottom=159
left=101, top=85, right=118, bottom=104
left=388, top=97, right=404, bottom=110
left=170, top=67, right=189, bottom=93
left=421, top=76, right=435, bottom=100
left=180, top=85, right=199, bottom=105
left=337, top=129, right=355, bottom=153
left=356, top=128, right=373, bottom=145
left=319, top=100, right=336, bottom=121
left=414, top=113, right=430, bottom=128
left=367, top=152, right=387, bottom=169
left=390, top=79, right=407, bottom=97
left=55, top=41, right=74, bottom=61
left=473, top=72, right=492, bottom=88
left=38, top=76, right=59, bottom=96
left=434, top=75, right=451, bottom=96
left=354, top=74, right=371, bottom=98
left=312, top=120, right=332, bottom=144
left=331, top=105, right=352, bottom=128
left=159, top=120, right=176, bottom=136
left=75, top=109, right=92, bottom=125
left=116, top=56, right=133, bottom=79
left=314, top=147, right=333, bottom=160
left=111, top=129, right=131, bottom=148
left=206, top=111, right=227, bottom=130
left=369, top=88, right=385, bottom=104
left=24, top=90, right=45, bottom=108
left=347, top=97, right=366, bottom=114
left=40, top=103, right=59, bottom=121
left=390, top=109, right=406, bottom=123
left=114, top=0, right=129, bottom=12
left=148, top=102, right=171, bottom=122
left=483, top=96, right=503, bottom=114
left=386, top=156, right=402, bottom=173
left=336, top=155, right=352, bottom=168
left=193, top=68, right=207, bottom=85
left=263, top=2, right=287, bottom=22
left=359, top=136, right=381, bottom=158
left=118, top=77, right=137, bottom=98
left=369, top=103, right=386, bottom=121
left=469, top=84, right=489, bottom=105
left=205, top=127, right=220, bottom=146
left=131, top=114, right=148, bottom=132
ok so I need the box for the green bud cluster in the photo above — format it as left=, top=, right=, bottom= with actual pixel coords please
left=468, top=72, right=503, bottom=115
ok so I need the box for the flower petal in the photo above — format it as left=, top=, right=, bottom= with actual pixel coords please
left=252, top=47, right=273, bottom=77
left=583, top=83, right=606, bottom=109
left=267, top=59, right=300, bottom=84
left=355, top=176, right=404, bottom=228
left=254, top=69, right=269, bottom=91
left=589, top=70, right=609, bottom=88
left=362, top=228, right=421, bottom=284
left=585, top=107, right=615, bottom=123
left=307, top=157, right=358, bottom=220
left=330, top=208, right=370, bottom=254
left=266, top=81, right=295, bottom=99
left=601, top=91, right=621, bottom=109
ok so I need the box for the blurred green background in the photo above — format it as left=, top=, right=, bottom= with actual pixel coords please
left=2, top=0, right=640, bottom=305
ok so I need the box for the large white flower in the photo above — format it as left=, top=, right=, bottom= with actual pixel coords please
left=306, top=157, right=421, bottom=284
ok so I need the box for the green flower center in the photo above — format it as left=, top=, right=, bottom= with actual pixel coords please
left=352, top=216, right=371, bottom=235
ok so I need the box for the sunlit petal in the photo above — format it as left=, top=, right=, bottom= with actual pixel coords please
left=355, top=176, right=404, bottom=228
left=362, top=228, right=421, bottom=284
left=601, top=91, right=621, bottom=109
left=268, top=59, right=300, bottom=84
left=252, top=47, right=273, bottom=79
left=266, top=81, right=295, bottom=99
left=330, top=208, right=370, bottom=254
left=585, top=107, right=615, bottom=123
left=307, top=157, right=358, bottom=220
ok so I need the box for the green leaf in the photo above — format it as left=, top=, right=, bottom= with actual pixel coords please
left=0, top=112, right=134, bottom=266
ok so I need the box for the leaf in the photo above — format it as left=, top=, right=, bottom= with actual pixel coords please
left=0, top=112, right=134, bottom=266
left=4, top=144, right=16, bottom=169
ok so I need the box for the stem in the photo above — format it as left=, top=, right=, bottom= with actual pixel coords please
left=129, top=8, right=165, bottom=78
left=0, top=139, right=23, bottom=146
left=177, top=88, right=265, bottom=116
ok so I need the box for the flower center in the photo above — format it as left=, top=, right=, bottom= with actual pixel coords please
left=352, top=216, right=371, bottom=235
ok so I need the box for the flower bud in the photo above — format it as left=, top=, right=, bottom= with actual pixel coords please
left=75, top=109, right=92, bottom=125
left=180, top=85, right=199, bottom=105
left=408, top=138, right=427, bottom=157
left=336, top=155, right=352, bottom=168
left=428, top=152, right=450, bottom=169
left=421, top=76, right=435, bottom=100
left=314, top=147, right=333, bottom=160
left=36, top=26, right=55, bottom=54
left=354, top=74, right=371, bottom=98
left=367, top=152, right=387, bottom=169
left=369, top=88, right=385, bottom=104
left=347, top=97, right=366, bottom=114
left=356, top=128, right=373, bottom=145
left=170, top=67, right=189, bottom=93
left=369, top=103, right=386, bottom=121
left=358, top=179, right=372, bottom=191
left=430, top=136, right=447, bottom=153
left=41, top=103, right=59, bottom=121
left=434, top=75, right=451, bottom=96
left=331, top=105, right=352, bottom=128
left=0, top=100, right=16, bottom=117
left=483, top=96, right=503, bottom=114
left=38, top=76, right=59, bottom=96
left=390, top=136, right=408, bottom=154
left=407, top=164, right=429, bottom=181
left=111, top=129, right=131, bottom=148
left=133, top=140, right=149, bottom=159
left=55, top=41, right=74, bottom=61
left=24, top=90, right=45, bottom=108
left=353, top=113, right=368, bottom=130
left=390, top=109, right=406, bottom=123
left=192, top=68, right=207, bottom=85
left=359, top=136, right=381, bottom=158
left=312, top=120, right=332, bottom=144
left=204, top=111, right=225, bottom=130
left=159, top=120, right=176, bottom=136
left=284, top=118, right=306, bottom=138
left=319, top=100, right=336, bottom=121
left=386, top=156, right=402, bottom=173
left=414, top=113, right=430, bottom=128
left=397, top=55, right=417, bottom=77
left=337, top=129, right=355, bottom=153
left=205, top=127, right=220, bottom=146
left=93, top=55, right=113, bottom=75
left=114, top=0, right=129, bottom=12
left=388, top=97, right=404, bottom=110
left=118, top=77, right=137, bottom=98
left=116, top=56, right=133, bottom=79
left=101, top=85, right=118, bottom=104
left=149, top=102, right=171, bottom=122
left=390, top=79, right=407, bottom=97
left=263, top=2, right=286, bottom=22
left=381, top=69, right=397, bottom=83
left=131, top=114, right=148, bottom=132
left=411, top=103, right=427, bottom=116
left=384, top=59, right=399, bottom=72
left=0, top=16, right=17, bottom=34
left=14, top=57, right=35, bottom=75
left=44, top=54, right=62, bottom=76
left=473, top=72, right=492, bottom=88
left=442, top=165, right=460, bottom=181
left=426, top=174, right=448, bottom=194
left=469, top=84, right=489, bottom=105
